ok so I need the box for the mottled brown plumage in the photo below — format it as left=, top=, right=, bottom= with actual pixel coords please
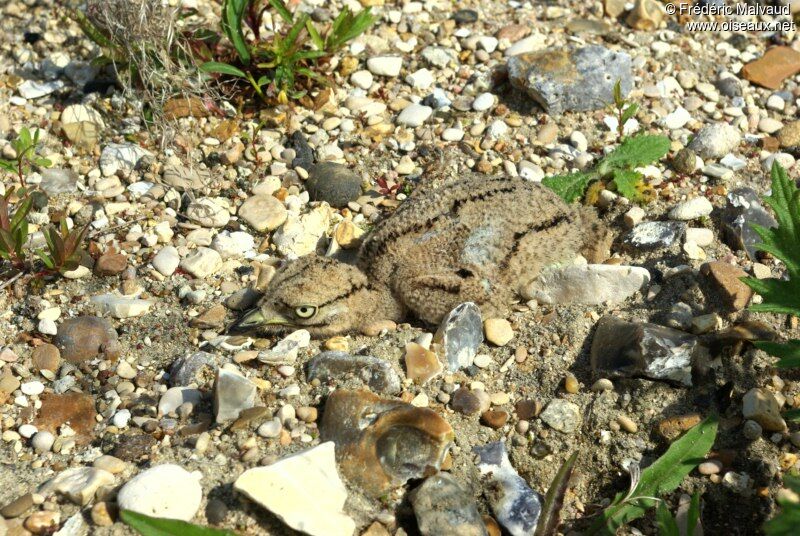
left=233, top=174, right=611, bottom=337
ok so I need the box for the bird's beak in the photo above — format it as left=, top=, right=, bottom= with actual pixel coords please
left=229, top=308, right=289, bottom=332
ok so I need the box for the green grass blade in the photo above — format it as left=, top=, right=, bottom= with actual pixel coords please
left=655, top=501, right=680, bottom=536
left=535, top=452, right=578, bottom=536
left=222, top=0, right=251, bottom=64
left=268, top=0, right=294, bottom=23
left=306, top=19, right=324, bottom=50
left=685, top=491, right=701, bottom=536
left=199, top=62, right=248, bottom=78
left=121, top=510, right=238, bottom=536
left=587, top=416, right=718, bottom=535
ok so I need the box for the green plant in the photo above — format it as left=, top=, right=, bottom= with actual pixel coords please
left=121, top=510, right=238, bottom=536
left=765, top=476, right=800, bottom=535
left=587, top=415, right=718, bottom=535
left=542, top=133, right=671, bottom=204
left=535, top=452, right=579, bottom=535
left=200, top=0, right=375, bottom=102
left=741, top=162, right=800, bottom=379
left=655, top=491, right=701, bottom=536
left=0, top=127, right=52, bottom=188
left=0, top=187, right=33, bottom=270
left=36, top=220, right=91, bottom=276
left=610, top=79, right=639, bottom=141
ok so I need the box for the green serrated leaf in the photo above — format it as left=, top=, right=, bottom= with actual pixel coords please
left=587, top=416, right=718, bottom=535
left=542, top=172, right=597, bottom=204
left=121, top=510, right=238, bottom=536
left=597, top=134, right=671, bottom=176
left=611, top=169, right=644, bottom=202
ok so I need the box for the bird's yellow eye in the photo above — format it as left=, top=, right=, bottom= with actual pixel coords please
left=294, top=305, right=317, bottom=319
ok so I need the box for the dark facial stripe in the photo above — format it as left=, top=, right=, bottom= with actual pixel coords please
left=499, top=213, right=571, bottom=270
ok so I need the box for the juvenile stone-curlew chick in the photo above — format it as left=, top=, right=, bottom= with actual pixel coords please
left=232, top=174, right=611, bottom=337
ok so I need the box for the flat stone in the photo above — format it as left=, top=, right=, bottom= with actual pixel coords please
left=55, top=316, right=119, bottom=362
left=508, top=45, right=632, bottom=114
left=367, top=56, right=403, bottom=76
left=234, top=442, right=355, bottom=536
left=410, top=473, right=487, bottom=536
left=397, top=103, right=433, bottom=127
left=591, top=316, right=700, bottom=386
left=320, top=389, right=453, bottom=496
left=99, top=143, right=152, bottom=177
left=272, top=205, right=331, bottom=257
left=190, top=304, right=227, bottom=329
left=180, top=247, right=222, bottom=278
left=117, top=464, right=203, bottom=521
left=89, top=294, right=153, bottom=319
left=701, top=261, right=753, bottom=311
left=34, top=392, right=97, bottom=443
left=405, top=342, right=443, bottom=384
left=434, top=302, right=483, bottom=372
left=18, top=79, right=64, bottom=99
left=624, top=221, right=686, bottom=250
left=306, top=351, right=401, bottom=394
left=523, top=264, right=650, bottom=305
left=721, top=188, right=778, bottom=260
left=32, top=344, right=60, bottom=372
left=742, top=46, right=800, bottom=90
left=186, top=198, right=230, bottom=228
left=238, top=194, right=287, bottom=232
left=39, top=168, right=78, bottom=195
left=306, top=163, right=362, bottom=208
left=38, top=467, right=114, bottom=506
left=162, top=164, right=213, bottom=191
left=669, top=197, right=714, bottom=221
left=742, top=388, right=786, bottom=432
left=688, top=123, right=741, bottom=159
left=211, top=231, right=255, bottom=258
left=170, top=352, right=217, bottom=386
left=159, top=386, right=203, bottom=415
left=540, top=399, right=581, bottom=433
left=474, top=442, right=542, bottom=536
left=214, top=369, right=257, bottom=423
left=151, top=246, right=180, bottom=276
left=421, top=46, right=458, bottom=68
left=94, top=253, right=127, bottom=276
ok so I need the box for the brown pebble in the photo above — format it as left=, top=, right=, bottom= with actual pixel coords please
left=698, top=460, right=723, bottom=475
left=24, top=511, right=60, bottom=534
left=617, top=415, right=638, bottom=433
left=324, top=336, right=349, bottom=352
left=564, top=373, right=580, bottom=394
left=32, top=344, right=61, bottom=373
left=481, top=410, right=509, bottom=429
left=484, top=515, right=503, bottom=536
left=701, top=261, right=754, bottom=311
left=91, top=501, right=117, bottom=526
left=296, top=406, right=318, bottom=422
left=451, top=388, right=481, bottom=415
left=360, top=320, right=397, bottom=336
left=515, top=399, right=541, bottom=420
left=362, top=521, right=391, bottom=536
left=1, top=493, right=34, bottom=518
left=405, top=342, right=443, bottom=384
left=657, top=413, right=702, bottom=441
left=94, top=253, right=128, bottom=276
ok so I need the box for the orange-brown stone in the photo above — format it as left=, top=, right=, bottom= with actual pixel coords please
left=34, top=392, right=97, bottom=444
left=742, top=47, right=800, bottom=90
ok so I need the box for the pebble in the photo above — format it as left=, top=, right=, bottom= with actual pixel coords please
left=32, top=344, right=60, bottom=372
left=688, top=122, right=741, bottom=158
left=698, top=460, right=723, bottom=475
left=616, top=415, right=638, bottom=433
left=742, top=388, right=785, bottom=432
left=306, top=163, right=362, bottom=208
left=397, top=103, right=433, bottom=127
left=591, top=378, right=614, bottom=392
left=234, top=442, right=355, bottom=536
left=410, top=473, right=486, bottom=536
left=434, top=302, right=483, bottom=371
left=564, top=373, right=580, bottom=394
left=540, top=399, right=581, bottom=433
left=350, top=70, right=373, bottom=89
left=669, top=197, right=713, bottom=220
left=31, top=431, right=55, bottom=453
left=484, top=318, right=513, bottom=346
left=151, top=246, right=180, bottom=276
left=524, top=264, right=650, bottom=305
left=238, top=194, right=288, bottom=232
left=180, top=247, right=222, bottom=279
left=117, top=464, right=203, bottom=521
left=472, top=92, right=495, bottom=112
left=405, top=68, right=434, bottom=90
left=367, top=56, right=403, bottom=77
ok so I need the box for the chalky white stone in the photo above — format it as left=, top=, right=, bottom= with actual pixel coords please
left=117, top=464, right=203, bottom=521
left=523, top=264, right=650, bottom=305
left=234, top=442, right=355, bottom=536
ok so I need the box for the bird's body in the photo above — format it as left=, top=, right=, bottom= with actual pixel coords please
left=233, top=174, right=611, bottom=337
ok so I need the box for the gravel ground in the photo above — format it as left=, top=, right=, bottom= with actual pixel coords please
left=1, top=0, right=800, bottom=535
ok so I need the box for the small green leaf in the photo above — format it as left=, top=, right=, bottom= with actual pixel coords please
left=542, top=171, right=597, bottom=204
left=222, top=0, right=251, bottom=64
left=199, top=62, right=248, bottom=78
left=620, top=103, right=639, bottom=125
left=306, top=19, right=324, bottom=50
left=121, top=510, right=238, bottom=536
left=597, top=134, right=671, bottom=175
left=587, top=416, right=718, bottom=535
left=656, top=501, right=680, bottom=536
left=611, top=169, right=644, bottom=202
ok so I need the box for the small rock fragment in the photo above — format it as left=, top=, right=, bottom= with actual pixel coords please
left=434, top=302, right=483, bottom=372
left=117, top=464, right=203, bottom=521
left=410, top=473, right=488, bottom=536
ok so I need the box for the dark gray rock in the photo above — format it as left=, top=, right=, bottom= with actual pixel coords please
left=39, top=169, right=78, bottom=195
left=306, top=351, right=401, bottom=394
left=474, top=442, right=542, bottom=536
left=410, top=473, right=487, bottom=536
left=508, top=45, right=632, bottom=115
left=434, top=302, right=483, bottom=372
left=289, top=131, right=315, bottom=170
left=453, top=9, right=478, bottom=24
left=590, top=316, right=704, bottom=386
left=716, top=77, right=742, bottom=98
left=170, top=351, right=217, bottom=387
left=721, top=188, right=777, bottom=260
left=624, top=221, right=686, bottom=250
left=306, top=162, right=362, bottom=208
